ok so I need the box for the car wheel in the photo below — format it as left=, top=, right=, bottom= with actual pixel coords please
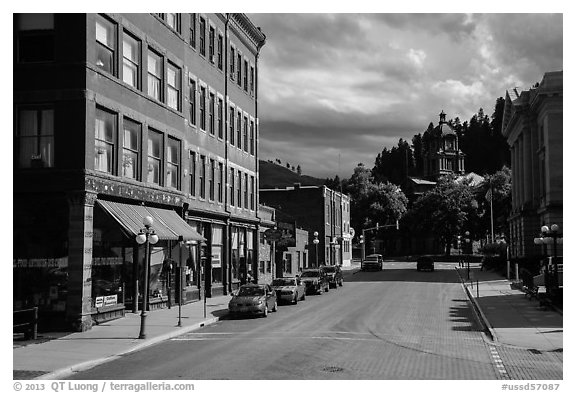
left=301, top=292, right=306, bottom=301
left=263, top=305, right=268, bottom=317
left=339, top=279, right=343, bottom=287
left=325, top=285, right=329, bottom=292
left=317, top=287, right=322, bottom=295
left=293, top=294, right=298, bottom=304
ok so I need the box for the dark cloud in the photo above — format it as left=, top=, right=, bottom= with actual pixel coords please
left=369, top=13, right=476, bottom=41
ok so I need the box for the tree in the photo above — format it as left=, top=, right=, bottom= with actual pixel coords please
left=408, top=174, right=479, bottom=255
left=474, top=166, right=512, bottom=241
left=324, top=175, right=341, bottom=190
left=296, top=165, right=302, bottom=175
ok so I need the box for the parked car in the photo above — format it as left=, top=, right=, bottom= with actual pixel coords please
left=228, top=283, right=278, bottom=318
left=321, top=265, right=343, bottom=288
left=361, top=254, right=383, bottom=271
left=271, top=277, right=306, bottom=304
left=300, top=268, right=330, bottom=294
left=416, top=256, right=434, bottom=272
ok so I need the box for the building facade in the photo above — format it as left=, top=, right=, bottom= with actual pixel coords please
left=501, top=71, right=563, bottom=259
left=260, top=184, right=352, bottom=268
left=13, top=13, right=265, bottom=331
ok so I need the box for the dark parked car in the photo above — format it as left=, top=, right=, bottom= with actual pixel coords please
left=361, top=254, right=383, bottom=271
left=228, top=283, right=278, bottom=317
left=416, top=256, right=434, bottom=272
left=321, top=265, right=343, bottom=288
left=300, top=269, right=330, bottom=294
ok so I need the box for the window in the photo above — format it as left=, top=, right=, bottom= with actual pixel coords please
left=236, top=111, right=242, bottom=148
left=243, top=116, right=248, bottom=152
left=167, top=62, right=181, bottom=111
left=122, top=32, right=140, bottom=88
left=17, top=107, right=54, bottom=168
left=236, top=53, right=242, bottom=86
left=167, top=137, right=180, bottom=189
left=217, top=97, right=223, bottom=139
left=189, top=151, right=196, bottom=196
left=209, top=92, right=215, bottom=135
left=95, top=15, right=116, bottom=75
left=208, top=26, right=215, bottom=63
left=217, top=34, right=223, bottom=70
left=229, top=107, right=235, bottom=145
left=209, top=158, right=215, bottom=201
left=95, top=107, right=117, bottom=174
left=218, top=162, right=223, bottom=203
left=250, top=175, right=255, bottom=210
left=189, top=79, right=196, bottom=125
left=199, top=86, right=206, bottom=130
left=250, top=66, right=255, bottom=95
left=244, top=173, right=249, bottom=208
left=199, top=155, right=206, bottom=199
left=147, top=129, right=163, bottom=185
left=230, top=46, right=235, bottom=79
left=229, top=167, right=235, bottom=206
left=243, top=59, right=248, bottom=92
left=16, top=13, right=55, bottom=63
left=189, top=14, right=196, bottom=48
left=249, top=120, right=255, bottom=155
left=147, top=49, right=163, bottom=101
left=166, top=13, right=180, bottom=33
left=211, top=225, right=224, bottom=283
left=237, top=171, right=242, bottom=208
left=122, top=118, right=141, bottom=179
left=199, top=17, right=206, bottom=56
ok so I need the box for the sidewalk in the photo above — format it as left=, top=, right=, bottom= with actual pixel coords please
left=457, top=267, right=563, bottom=351
left=13, top=295, right=230, bottom=380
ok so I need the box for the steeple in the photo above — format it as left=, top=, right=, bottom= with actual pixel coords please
left=439, top=110, right=446, bottom=124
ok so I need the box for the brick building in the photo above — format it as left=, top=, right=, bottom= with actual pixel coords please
left=501, top=71, right=563, bottom=259
left=13, top=13, right=265, bottom=331
left=260, top=184, right=352, bottom=267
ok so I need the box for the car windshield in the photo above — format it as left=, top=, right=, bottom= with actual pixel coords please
left=300, top=271, right=319, bottom=277
left=366, top=257, right=379, bottom=261
left=323, top=267, right=335, bottom=273
left=237, top=286, right=264, bottom=296
left=272, top=278, right=296, bottom=286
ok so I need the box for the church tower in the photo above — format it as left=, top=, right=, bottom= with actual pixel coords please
left=422, top=111, right=465, bottom=180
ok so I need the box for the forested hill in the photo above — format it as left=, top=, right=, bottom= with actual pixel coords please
left=259, top=160, right=325, bottom=189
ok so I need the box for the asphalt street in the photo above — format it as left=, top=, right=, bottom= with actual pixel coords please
left=66, top=262, right=510, bottom=380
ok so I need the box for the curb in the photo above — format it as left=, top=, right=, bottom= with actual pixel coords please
left=455, top=268, right=498, bottom=343
left=35, top=315, right=224, bottom=380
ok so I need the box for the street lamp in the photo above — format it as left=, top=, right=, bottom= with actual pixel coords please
left=464, top=231, right=471, bottom=280
left=536, top=224, right=562, bottom=294
left=135, top=216, right=159, bottom=339
left=313, top=231, right=319, bottom=267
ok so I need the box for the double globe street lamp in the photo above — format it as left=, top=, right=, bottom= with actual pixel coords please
left=312, top=231, right=319, bottom=267
left=534, top=224, right=563, bottom=292
left=135, top=216, right=159, bottom=339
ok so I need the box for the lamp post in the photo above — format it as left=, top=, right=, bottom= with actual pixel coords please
left=536, top=224, right=562, bottom=293
left=135, top=216, right=159, bottom=339
left=464, top=231, right=471, bottom=280
left=313, top=231, right=319, bottom=267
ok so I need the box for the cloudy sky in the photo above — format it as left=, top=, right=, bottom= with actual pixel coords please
left=248, top=13, right=563, bottom=179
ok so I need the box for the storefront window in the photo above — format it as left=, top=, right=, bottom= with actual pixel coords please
left=13, top=260, right=68, bottom=314
left=91, top=229, right=127, bottom=309
left=231, top=227, right=239, bottom=281
left=211, top=225, right=223, bottom=284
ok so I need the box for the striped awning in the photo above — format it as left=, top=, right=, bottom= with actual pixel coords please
left=97, top=200, right=205, bottom=242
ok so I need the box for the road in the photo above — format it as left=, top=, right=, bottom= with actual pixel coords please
left=68, top=262, right=505, bottom=379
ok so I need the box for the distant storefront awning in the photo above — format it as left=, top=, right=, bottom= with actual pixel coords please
left=97, top=200, right=205, bottom=242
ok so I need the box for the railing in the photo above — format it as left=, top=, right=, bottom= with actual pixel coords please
left=13, top=307, right=38, bottom=340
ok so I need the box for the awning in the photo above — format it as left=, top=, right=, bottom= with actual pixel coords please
left=97, top=200, right=205, bottom=242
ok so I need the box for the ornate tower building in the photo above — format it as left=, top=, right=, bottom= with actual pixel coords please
left=422, top=111, right=466, bottom=180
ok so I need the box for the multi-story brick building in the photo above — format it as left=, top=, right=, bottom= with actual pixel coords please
left=501, top=71, right=563, bottom=259
left=260, top=184, right=352, bottom=268
left=13, top=13, right=265, bottom=331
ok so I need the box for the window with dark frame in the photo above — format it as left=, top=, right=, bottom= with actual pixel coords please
left=237, top=170, right=242, bottom=208
left=208, top=26, right=215, bottom=63
left=229, top=107, right=235, bottom=145
left=243, top=59, right=248, bottom=92
left=199, top=17, right=206, bottom=56
left=189, top=79, right=196, bottom=125
left=147, top=49, right=163, bottom=102
left=230, top=46, right=235, bottom=79
left=229, top=167, right=235, bottom=206
left=244, top=173, right=248, bottom=208
left=250, top=66, right=255, bottom=95
left=217, top=34, right=223, bottom=70
left=167, top=137, right=180, bottom=190
left=217, top=97, right=223, bottom=139
left=199, top=155, right=206, bottom=199
left=122, top=118, right=141, bottom=180
left=218, top=162, right=223, bottom=203
left=122, top=32, right=140, bottom=89
left=209, top=158, right=215, bottom=201
left=199, top=86, right=206, bottom=130
left=250, top=175, right=255, bottom=210
left=95, top=107, right=117, bottom=174
left=189, top=14, right=196, bottom=48
left=95, top=15, right=116, bottom=75
left=147, top=129, right=163, bottom=185
left=167, top=62, right=181, bottom=111
left=166, top=13, right=180, bottom=33
left=236, top=111, right=242, bottom=148
left=236, top=53, right=242, bottom=86
left=189, top=151, right=196, bottom=196
left=209, top=92, right=215, bottom=135
left=249, top=120, right=255, bottom=155
left=16, top=13, right=55, bottom=63
left=17, top=107, right=54, bottom=168
left=243, top=116, right=248, bottom=152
